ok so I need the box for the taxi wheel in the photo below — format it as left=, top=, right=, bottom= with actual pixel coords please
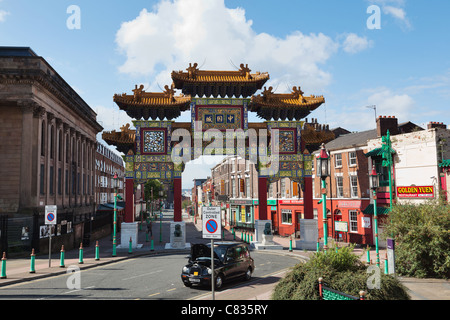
left=215, top=274, right=224, bottom=290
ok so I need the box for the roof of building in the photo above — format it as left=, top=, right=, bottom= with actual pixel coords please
left=249, top=86, right=325, bottom=121
left=113, top=84, right=191, bottom=120
left=321, top=129, right=378, bottom=151
left=171, top=63, right=269, bottom=98
left=0, top=46, right=37, bottom=57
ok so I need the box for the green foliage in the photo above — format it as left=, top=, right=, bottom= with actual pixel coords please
left=272, top=243, right=410, bottom=300
left=382, top=201, right=450, bottom=279
left=144, top=179, right=163, bottom=201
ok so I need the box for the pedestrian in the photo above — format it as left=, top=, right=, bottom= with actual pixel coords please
left=147, top=219, right=153, bottom=237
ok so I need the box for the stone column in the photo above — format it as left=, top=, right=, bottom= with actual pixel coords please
left=173, top=177, right=182, bottom=222
left=124, top=178, right=134, bottom=223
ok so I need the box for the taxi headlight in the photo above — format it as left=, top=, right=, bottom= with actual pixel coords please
left=182, top=266, right=189, bottom=273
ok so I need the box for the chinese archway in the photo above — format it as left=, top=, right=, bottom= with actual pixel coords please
left=102, top=63, right=334, bottom=247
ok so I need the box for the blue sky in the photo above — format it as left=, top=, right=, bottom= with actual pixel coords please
left=1, top=0, right=450, bottom=187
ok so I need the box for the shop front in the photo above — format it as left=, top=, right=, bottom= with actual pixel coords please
left=277, top=199, right=304, bottom=237
left=229, top=199, right=255, bottom=230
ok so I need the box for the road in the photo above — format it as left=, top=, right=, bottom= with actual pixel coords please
left=0, top=250, right=303, bottom=300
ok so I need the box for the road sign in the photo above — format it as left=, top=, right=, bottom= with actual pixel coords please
left=45, top=205, right=57, bottom=225
left=202, top=206, right=221, bottom=239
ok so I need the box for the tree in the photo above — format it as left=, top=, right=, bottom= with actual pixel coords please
left=382, top=200, right=450, bottom=279
left=144, top=179, right=163, bottom=202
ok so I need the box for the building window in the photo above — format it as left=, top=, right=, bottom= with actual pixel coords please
left=232, top=178, right=236, bottom=198
left=41, top=121, right=45, bottom=156
left=50, top=125, right=54, bottom=159
left=349, top=210, right=358, bottom=232
left=281, top=209, right=292, bottom=224
left=349, top=151, right=357, bottom=166
left=49, top=166, right=54, bottom=195
left=245, top=177, right=250, bottom=198
left=350, top=175, right=358, bottom=198
left=281, top=179, right=286, bottom=198
left=40, top=164, right=45, bottom=195
left=336, top=176, right=344, bottom=198
left=313, top=208, right=318, bottom=220
left=65, top=169, right=69, bottom=195
left=58, top=130, right=63, bottom=162
left=58, top=168, right=62, bottom=195
left=335, top=153, right=342, bottom=168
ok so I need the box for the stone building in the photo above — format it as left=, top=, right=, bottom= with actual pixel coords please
left=0, top=47, right=103, bottom=253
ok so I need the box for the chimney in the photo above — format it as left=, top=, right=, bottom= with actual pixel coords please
left=427, top=121, right=447, bottom=130
left=376, top=116, right=398, bottom=137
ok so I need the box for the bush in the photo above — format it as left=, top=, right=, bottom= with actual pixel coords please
left=382, top=201, right=450, bottom=279
left=272, top=243, right=410, bottom=300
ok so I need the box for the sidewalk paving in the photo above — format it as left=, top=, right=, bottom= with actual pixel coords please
left=0, top=212, right=448, bottom=300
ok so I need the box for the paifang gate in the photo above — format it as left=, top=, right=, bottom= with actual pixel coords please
left=102, top=63, right=334, bottom=244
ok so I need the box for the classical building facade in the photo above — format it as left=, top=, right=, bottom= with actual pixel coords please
left=0, top=47, right=103, bottom=253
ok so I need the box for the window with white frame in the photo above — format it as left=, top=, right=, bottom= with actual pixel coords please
left=350, top=175, right=358, bottom=198
left=349, top=210, right=358, bottom=232
left=281, top=179, right=286, bottom=198
left=335, top=153, right=342, bottom=168
left=313, top=208, right=318, bottom=220
left=336, top=176, right=344, bottom=198
left=281, top=209, right=292, bottom=224
left=349, top=151, right=357, bottom=166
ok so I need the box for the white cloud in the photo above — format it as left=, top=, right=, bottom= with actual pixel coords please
left=383, top=5, right=411, bottom=28
left=342, top=33, right=373, bottom=54
left=0, top=10, right=10, bottom=22
left=115, top=0, right=344, bottom=93
left=367, top=88, right=415, bottom=121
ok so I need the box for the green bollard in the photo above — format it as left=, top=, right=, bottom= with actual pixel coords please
left=30, top=249, right=36, bottom=273
left=1, top=252, right=6, bottom=279
left=250, top=234, right=253, bottom=243
left=78, top=243, right=84, bottom=264
left=95, top=241, right=100, bottom=261
left=366, top=247, right=371, bottom=264
left=128, top=237, right=132, bottom=254
left=241, top=231, right=243, bottom=241
left=289, top=236, right=293, bottom=252
left=233, top=228, right=236, bottom=240
left=60, top=245, right=65, bottom=268
left=150, top=236, right=154, bottom=251
left=384, top=253, right=389, bottom=274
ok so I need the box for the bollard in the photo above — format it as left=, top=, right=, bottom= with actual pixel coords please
left=241, top=231, right=243, bottom=241
left=250, top=234, right=253, bottom=243
left=366, top=246, right=371, bottom=264
left=150, top=236, right=154, bottom=251
left=128, top=237, right=132, bottom=254
left=384, top=253, right=389, bottom=274
left=146, top=231, right=149, bottom=242
left=30, top=249, right=36, bottom=273
left=95, top=241, right=100, bottom=261
left=78, top=243, right=84, bottom=264
left=232, top=227, right=236, bottom=240
left=60, top=245, right=65, bottom=268
left=289, top=236, right=293, bottom=252
left=0, top=252, right=6, bottom=279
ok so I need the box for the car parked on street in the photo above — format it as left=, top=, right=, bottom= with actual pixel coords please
left=181, top=242, right=255, bottom=290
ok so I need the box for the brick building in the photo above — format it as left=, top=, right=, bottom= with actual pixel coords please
left=0, top=47, right=103, bottom=254
left=312, top=116, right=423, bottom=245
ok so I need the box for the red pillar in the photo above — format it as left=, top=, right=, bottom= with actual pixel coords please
left=257, top=177, right=268, bottom=220
left=124, top=178, right=134, bottom=223
left=173, top=177, right=182, bottom=222
left=303, top=176, right=313, bottom=219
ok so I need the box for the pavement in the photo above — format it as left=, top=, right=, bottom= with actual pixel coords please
left=0, top=211, right=448, bottom=300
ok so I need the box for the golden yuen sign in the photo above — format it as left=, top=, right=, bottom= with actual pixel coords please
left=396, top=186, right=434, bottom=198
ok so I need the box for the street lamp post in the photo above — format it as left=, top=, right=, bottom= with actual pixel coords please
left=370, top=165, right=380, bottom=267
left=112, top=173, right=119, bottom=257
left=317, top=144, right=330, bottom=252
left=159, top=190, right=164, bottom=243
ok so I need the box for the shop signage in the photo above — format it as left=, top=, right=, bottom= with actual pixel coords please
left=396, top=186, right=434, bottom=198
left=337, top=200, right=362, bottom=208
left=334, top=221, right=348, bottom=232
left=278, top=199, right=303, bottom=205
left=361, top=217, right=371, bottom=228
left=230, top=199, right=253, bottom=205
